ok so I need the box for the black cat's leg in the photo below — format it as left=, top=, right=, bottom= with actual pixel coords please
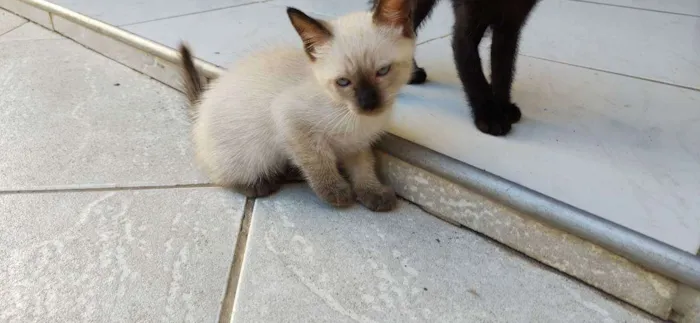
left=408, top=0, right=439, bottom=84
left=490, top=23, right=524, bottom=125
left=453, top=11, right=510, bottom=135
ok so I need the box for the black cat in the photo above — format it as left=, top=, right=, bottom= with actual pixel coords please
left=373, top=0, right=539, bottom=136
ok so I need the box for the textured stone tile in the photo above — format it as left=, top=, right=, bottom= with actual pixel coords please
left=51, top=15, right=184, bottom=90
left=233, top=184, right=659, bottom=322
left=377, top=152, right=676, bottom=318
left=0, top=7, right=25, bottom=35
left=0, top=0, right=52, bottom=29
left=394, top=37, right=700, bottom=254
left=0, top=20, right=60, bottom=41
left=49, top=0, right=261, bottom=26
left=0, top=188, right=244, bottom=322
left=0, top=26, right=204, bottom=190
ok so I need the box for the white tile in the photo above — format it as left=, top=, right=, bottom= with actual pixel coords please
left=0, top=188, right=244, bottom=322
left=124, top=2, right=311, bottom=67
left=0, top=0, right=52, bottom=29
left=0, top=7, right=26, bottom=35
left=233, top=185, right=657, bottom=322
left=0, top=21, right=60, bottom=42
left=48, top=0, right=260, bottom=26
left=521, top=0, right=700, bottom=89
left=0, top=28, right=204, bottom=190
left=393, top=37, right=700, bottom=253
left=572, top=0, right=700, bottom=16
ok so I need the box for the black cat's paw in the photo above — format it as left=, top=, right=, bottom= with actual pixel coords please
left=474, top=106, right=513, bottom=136
left=506, top=103, right=522, bottom=124
left=408, top=66, right=427, bottom=84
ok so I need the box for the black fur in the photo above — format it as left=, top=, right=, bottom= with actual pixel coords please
left=372, top=0, right=538, bottom=136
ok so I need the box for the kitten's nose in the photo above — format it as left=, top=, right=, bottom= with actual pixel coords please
left=356, top=86, right=380, bottom=112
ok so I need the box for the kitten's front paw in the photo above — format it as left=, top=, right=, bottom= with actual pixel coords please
left=506, top=103, right=522, bottom=124
left=356, top=185, right=397, bottom=212
left=474, top=103, right=517, bottom=136
left=316, top=181, right=355, bottom=208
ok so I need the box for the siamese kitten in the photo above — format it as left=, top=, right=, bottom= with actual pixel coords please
left=179, top=0, right=415, bottom=211
left=373, top=0, right=539, bottom=136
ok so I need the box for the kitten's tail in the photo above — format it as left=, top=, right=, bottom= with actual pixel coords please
left=178, top=43, right=203, bottom=111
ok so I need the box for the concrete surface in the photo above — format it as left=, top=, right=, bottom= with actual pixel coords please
left=0, top=16, right=245, bottom=322
left=233, top=185, right=658, bottom=323
left=42, top=0, right=700, bottom=255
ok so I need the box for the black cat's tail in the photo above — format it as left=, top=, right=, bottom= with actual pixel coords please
left=178, top=43, right=203, bottom=112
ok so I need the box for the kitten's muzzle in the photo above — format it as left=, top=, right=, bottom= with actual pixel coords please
left=356, top=84, right=381, bottom=113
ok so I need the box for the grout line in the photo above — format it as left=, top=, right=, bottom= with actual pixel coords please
left=417, top=33, right=451, bottom=46
left=521, top=54, right=700, bottom=92
left=118, top=0, right=274, bottom=27
left=0, top=20, right=28, bottom=37
left=569, top=0, right=700, bottom=18
left=0, top=183, right=216, bottom=195
left=218, top=197, right=255, bottom=323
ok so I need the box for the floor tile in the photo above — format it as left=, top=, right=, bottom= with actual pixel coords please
left=0, top=26, right=205, bottom=190
left=124, top=2, right=314, bottom=67
left=48, top=0, right=261, bottom=26
left=520, top=0, right=700, bottom=89
left=0, top=187, right=244, bottom=322
left=571, top=0, right=700, bottom=16
left=0, top=7, right=25, bottom=35
left=392, top=37, right=700, bottom=253
left=0, top=20, right=60, bottom=41
left=232, top=185, right=657, bottom=322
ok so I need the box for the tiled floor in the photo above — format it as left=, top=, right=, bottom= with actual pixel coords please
left=45, top=0, right=700, bottom=254
left=0, top=13, right=662, bottom=322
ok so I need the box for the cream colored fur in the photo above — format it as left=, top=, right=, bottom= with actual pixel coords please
left=186, top=2, right=415, bottom=210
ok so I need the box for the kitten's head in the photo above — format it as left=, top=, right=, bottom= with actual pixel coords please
left=287, top=0, right=416, bottom=116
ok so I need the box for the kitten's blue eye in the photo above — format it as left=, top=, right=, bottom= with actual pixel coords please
left=376, top=65, right=391, bottom=76
left=336, top=78, right=351, bottom=87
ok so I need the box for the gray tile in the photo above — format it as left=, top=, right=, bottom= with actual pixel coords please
left=52, top=15, right=185, bottom=90
left=0, top=0, right=52, bottom=29
left=571, top=0, right=700, bottom=16
left=0, top=28, right=205, bottom=191
left=0, top=8, right=25, bottom=35
left=0, top=187, right=244, bottom=322
left=393, top=37, right=700, bottom=254
left=521, top=0, right=700, bottom=89
left=233, top=184, right=658, bottom=323
left=0, top=21, right=60, bottom=42
left=377, top=152, right=676, bottom=317
left=48, top=0, right=262, bottom=26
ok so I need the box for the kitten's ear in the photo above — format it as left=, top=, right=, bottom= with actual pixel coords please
left=373, top=0, right=413, bottom=37
left=287, top=7, right=332, bottom=60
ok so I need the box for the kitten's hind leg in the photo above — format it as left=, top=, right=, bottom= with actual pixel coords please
left=408, top=0, right=439, bottom=84
left=490, top=23, right=524, bottom=125
left=231, top=177, right=282, bottom=198
left=453, top=10, right=512, bottom=135
left=344, top=148, right=397, bottom=212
